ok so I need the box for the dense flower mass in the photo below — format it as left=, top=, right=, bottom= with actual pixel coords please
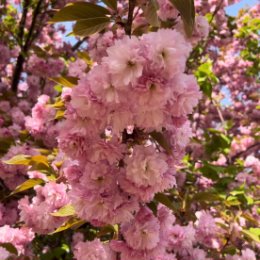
left=0, top=0, right=259, bottom=260
left=59, top=28, right=201, bottom=230
left=18, top=182, right=69, bottom=234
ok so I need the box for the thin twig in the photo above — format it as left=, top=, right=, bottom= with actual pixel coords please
left=230, top=142, right=260, bottom=163
left=209, top=0, right=225, bottom=25
left=72, top=36, right=88, bottom=52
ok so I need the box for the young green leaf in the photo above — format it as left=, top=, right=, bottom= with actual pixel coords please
left=10, top=178, right=44, bottom=196
left=31, top=155, right=49, bottom=168
left=242, top=228, right=260, bottom=243
left=55, top=110, right=65, bottom=120
left=73, top=17, right=110, bottom=36
left=51, top=204, right=76, bottom=217
left=50, top=2, right=110, bottom=23
left=3, top=154, right=31, bottom=165
left=50, top=76, right=79, bottom=88
left=50, top=218, right=86, bottom=234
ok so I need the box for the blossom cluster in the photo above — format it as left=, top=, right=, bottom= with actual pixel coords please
left=58, top=27, right=203, bottom=259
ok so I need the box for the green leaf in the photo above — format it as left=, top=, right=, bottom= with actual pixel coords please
left=0, top=136, right=14, bottom=156
left=154, top=193, right=179, bottom=212
left=242, top=213, right=259, bottom=226
left=31, top=155, right=49, bottom=168
left=0, top=243, right=18, bottom=255
left=50, top=2, right=110, bottom=23
left=143, top=0, right=160, bottom=27
left=192, top=191, right=224, bottom=202
left=147, top=201, right=158, bottom=215
left=77, top=51, right=92, bottom=65
left=73, top=17, right=110, bottom=36
left=102, top=0, right=117, bottom=10
left=3, top=154, right=31, bottom=165
left=225, top=196, right=241, bottom=207
left=169, top=0, right=195, bottom=37
left=10, top=178, right=44, bottom=196
left=199, top=163, right=225, bottom=180
left=54, top=84, right=63, bottom=93
left=51, top=204, right=76, bottom=217
left=242, top=228, right=260, bottom=243
left=195, top=59, right=219, bottom=99
left=50, top=99, right=64, bottom=109
left=55, top=110, right=65, bottom=120
left=150, top=131, right=172, bottom=154
left=97, top=225, right=116, bottom=238
left=50, top=76, right=79, bottom=88
left=50, top=218, right=86, bottom=234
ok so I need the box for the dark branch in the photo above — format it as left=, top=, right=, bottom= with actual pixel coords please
left=17, top=0, right=30, bottom=42
left=230, top=142, right=260, bottom=163
left=24, top=0, right=42, bottom=48
left=11, top=0, right=42, bottom=92
left=125, top=0, right=136, bottom=36
left=72, top=37, right=88, bottom=52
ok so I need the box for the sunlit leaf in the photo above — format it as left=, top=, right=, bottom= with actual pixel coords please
left=50, top=2, right=110, bottom=23
left=73, top=17, right=110, bottom=36
left=31, top=155, right=49, bottom=167
left=50, top=218, right=86, bottom=234
left=3, top=154, right=31, bottom=166
left=50, top=100, right=64, bottom=109
left=10, top=178, right=44, bottom=196
left=55, top=110, right=65, bottom=120
left=50, top=76, right=78, bottom=88
left=242, top=228, right=260, bottom=243
left=51, top=204, right=76, bottom=217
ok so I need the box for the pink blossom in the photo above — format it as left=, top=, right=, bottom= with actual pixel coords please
left=142, top=29, right=192, bottom=77
left=19, top=182, right=69, bottom=234
left=168, top=223, right=196, bottom=251
left=122, top=207, right=160, bottom=250
left=157, top=0, right=178, bottom=21
left=74, top=239, right=116, bottom=260
left=167, top=74, right=202, bottom=117
left=125, top=145, right=168, bottom=187
left=195, top=211, right=221, bottom=249
left=0, top=246, right=10, bottom=260
left=0, top=225, right=34, bottom=256
left=103, top=36, right=144, bottom=87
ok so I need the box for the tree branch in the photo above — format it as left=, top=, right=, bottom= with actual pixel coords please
left=11, top=0, right=42, bottom=92
left=230, top=142, right=260, bottom=163
left=17, top=0, right=30, bottom=43
left=72, top=36, right=88, bottom=52
left=125, top=0, right=136, bottom=36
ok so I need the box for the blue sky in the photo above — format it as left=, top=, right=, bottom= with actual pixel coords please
left=222, top=0, right=258, bottom=106
left=226, top=0, right=259, bottom=16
